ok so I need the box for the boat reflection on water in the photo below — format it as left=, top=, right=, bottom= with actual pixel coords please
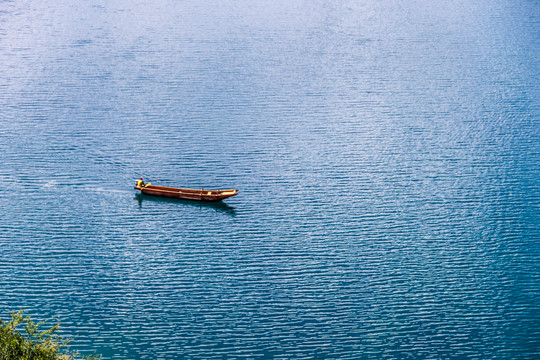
left=135, top=193, right=236, bottom=215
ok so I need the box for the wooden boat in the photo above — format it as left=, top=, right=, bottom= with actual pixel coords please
left=134, top=184, right=239, bottom=202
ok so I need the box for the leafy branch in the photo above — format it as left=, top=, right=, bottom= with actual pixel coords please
left=0, top=311, right=100, bottom=360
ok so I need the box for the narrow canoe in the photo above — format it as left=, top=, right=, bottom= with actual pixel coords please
left=134, top=184, right=239, bottom=202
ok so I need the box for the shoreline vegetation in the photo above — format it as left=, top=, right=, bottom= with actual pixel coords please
left=0, top=311, right=101, bottom=360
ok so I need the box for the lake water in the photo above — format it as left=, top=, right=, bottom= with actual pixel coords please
left=0, top=0, right=538, bottom=359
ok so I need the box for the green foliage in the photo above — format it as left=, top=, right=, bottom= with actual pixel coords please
left=0, top=311, right=100, bottom=360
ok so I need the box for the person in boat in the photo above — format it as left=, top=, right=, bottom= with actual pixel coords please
left=136, top=177, right=151, bottom=188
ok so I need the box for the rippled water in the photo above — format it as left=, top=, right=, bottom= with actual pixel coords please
left=1, top=0, right=539, bottom=359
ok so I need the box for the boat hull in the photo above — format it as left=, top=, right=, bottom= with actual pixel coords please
left=134, top=185, right=238, bottom=202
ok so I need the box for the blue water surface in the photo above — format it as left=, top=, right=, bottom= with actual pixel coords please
left=0, top=0, right=538, bottom=359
